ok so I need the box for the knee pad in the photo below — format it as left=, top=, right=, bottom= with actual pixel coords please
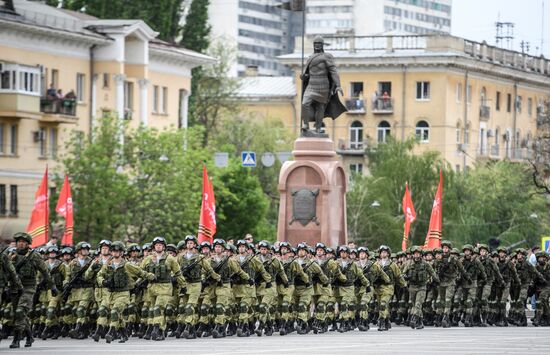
left=326, top=302, right=335, bottom=313
left=200, top=304, right=210, bottom=317
left=14, top=308, right=25, bottom=321
left=46, top=307, right=56, bottom=320
left=297, top=302, right=308, bottom=313
left=153, top=306, right=162, bottom=317
left=464, top=300, right=473, bottom=308
left=165, top=305, right=175, bottom=317
left=215, top=304, right=225, bottom=316
left=127, top=303, right=136, bottom=315
left=177, top=305, right=186, bottom=316
left=348, top=304, right=356, bottom=313
left=239, top=302, right=248, bottom=313
left=379, top=302, right=387, bottom=311
left=339, top=303, right=348, bottom=313
left=258, top=303, right=268, bottom=314
left=359, top=303, right=368, bottom=312
left=98, top=306, right=109, bottom=318
left=184, top=304, right=195, bottom=316
left=141, top=307, right=149, bottom=318
left=75, top=306, right=86, bottom=318
left=110, top=310, right=119, bottom=322
left=280, top=302, right=290, bottom=313
left=316, top=302, right=326, bottom=313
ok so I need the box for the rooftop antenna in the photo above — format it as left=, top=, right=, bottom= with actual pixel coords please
left=542, top=0, right=545, bottom=55
left=496, top=21, right=515, bottom=50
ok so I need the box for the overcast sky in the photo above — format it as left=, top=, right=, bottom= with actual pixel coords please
left=452, top=0, right=549, bottom=57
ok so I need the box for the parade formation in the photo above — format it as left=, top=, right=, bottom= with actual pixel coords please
left=1, top=232, right=550, bottom=349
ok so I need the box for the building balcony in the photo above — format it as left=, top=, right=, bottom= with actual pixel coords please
left=0, top=92, right=41, bottom=119
left=479, top=105, right=491, bottom=121
left=336, top=139, right=367, bottom=156
left=40, top=98, right=76, bottom=116
left=345, top=98, right=366, bottom=114
left=372, top=97, right=394, bottom=114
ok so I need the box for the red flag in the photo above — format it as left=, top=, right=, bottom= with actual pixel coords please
left=402, top=183, right=416, bottom=251
left=27, top=168, right=49, bottom=248
left=424, top=170, right=443, bottom=249
left=198, top=166, right=216, bottom=243
left=56, top=175, right=74, bottom=246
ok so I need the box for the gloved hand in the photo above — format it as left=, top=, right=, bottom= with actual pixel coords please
left=102, top=279, right=111, bottom=288
left=247, top=278, right=255, bottom=286
left=146, top=273, right=156, bottom=281
left=265, top=282, right=272, bottom=289
left=51, top=286, right=59, bottom=297
left=92, top=262, right=101, bottom=271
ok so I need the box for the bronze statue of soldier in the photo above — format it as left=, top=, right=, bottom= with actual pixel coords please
left=300, top=36, right=347, bottom=137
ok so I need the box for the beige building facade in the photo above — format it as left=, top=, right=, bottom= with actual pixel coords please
left=277, top=34, right=550, bottom=175
left=0, top=1, right=213, bottom=238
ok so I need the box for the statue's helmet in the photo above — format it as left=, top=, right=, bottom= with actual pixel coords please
left=313, top=36, right=324, bottom=44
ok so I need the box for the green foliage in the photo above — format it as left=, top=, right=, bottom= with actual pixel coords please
left=180, top=0, right=211, bottom=52
left=347, top=139, right=549, bottom=251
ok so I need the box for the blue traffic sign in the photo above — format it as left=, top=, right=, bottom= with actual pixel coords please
left=241, top=151, right=257, bottom=167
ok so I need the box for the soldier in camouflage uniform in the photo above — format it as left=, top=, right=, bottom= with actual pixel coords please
left=96, top=241, right=155, bottom=343
left=9, top=233, right=55, bottom=348
left=232, top=239, right=271, bottom=337
left=374, top=245, right=406, bottom=331
left=459, top=244, right=486, bottom=327
left=355, top=246, right=387, bottom=331
left=495, top=247, right=520, bottom=326
left=510, top=248, right=543, bottom=326
left=86, top=239, right=113, bottom=341
left=0, top=244, right=23, bottom=344
left=422, top=249, right=438, bottom=326
left=475, top=244, right=503, bottom=327
left=141, top=236, right=185, bottom=341
left=40, top=245, right=67, bottom=340
left=334, top=245, right=369, bottom=332
left=402, top=246, right=439, bottom=330
left=533, top=251, right=550, bottom=326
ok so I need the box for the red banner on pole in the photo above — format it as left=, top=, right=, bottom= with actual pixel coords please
left=27, top=168, right=49, bottom=248
left=56, top=175, right=74, bottom=246
left=402, top=183, right=416, bottom=251
left=198, top=166, right=216, bottom=243
left=424, top=170, right=443, bottom=249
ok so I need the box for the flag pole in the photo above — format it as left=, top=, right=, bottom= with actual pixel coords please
left=45, top=165, right=49, bottom=244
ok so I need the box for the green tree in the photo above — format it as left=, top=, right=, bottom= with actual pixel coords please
left=179, top=0, right=211, bottom=53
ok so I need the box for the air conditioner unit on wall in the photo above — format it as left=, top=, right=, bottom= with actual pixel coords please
left=487, top=129, right=494, bottom=137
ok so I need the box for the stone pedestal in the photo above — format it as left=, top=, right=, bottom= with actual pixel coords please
left=277, top=137, right=348, bottom=247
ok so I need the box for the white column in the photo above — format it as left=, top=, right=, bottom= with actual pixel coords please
left=138, top=79, right=149, bottom=126
left=114, top=74, right=125, bottom=120
left=180, top=89, right=190, bottom=129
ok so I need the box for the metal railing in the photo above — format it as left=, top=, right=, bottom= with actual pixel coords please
left=372, top=97, right=394, bottom=113
left=324, top=35, right=427, bottom=52
left=345, top=98, right=366, bottom=113
left=40, top=98, right=77, bottom=116
left=337, top=139, right=367, bottom=152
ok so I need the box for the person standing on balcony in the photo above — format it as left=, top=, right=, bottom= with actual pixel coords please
left=382, top=91, right=390, bottom=110
left=47, top=84, right=57, bottom=100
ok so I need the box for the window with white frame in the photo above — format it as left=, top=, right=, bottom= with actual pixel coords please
left=124, top=81, right=134, bottom=112
left=456, top=83, right=462, bottom=102
left=0, top=64, right=40, bottom=95
left=466, top=85, right=472, bottom=104
left=9, top=124, right=17, bottom=155
left=49, top=127, right=57, bottom=158
left=76, top=73, right=85, bottom=101
left=416, top=81, right=430, bottom=100
left=349, top=121, right=363, bottom=149
left=377, top=121, right=391, bottom=143
left=349, top=163, right=363, bottom=175
left=153, top=85, right=159, bottom=113
left=162, top=87, right=168, bottom=113
left=415, top=120, right=430, bottom=143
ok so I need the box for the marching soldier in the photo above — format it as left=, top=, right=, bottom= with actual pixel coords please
left=0, top=243, right=23, bottom=344
left=41, top=245, right=67, bottom=340
left=459, top=244, right=486, bottom=327
left=533, top=251, right=550, bottom=326
left=374, top=245, right=406, bottom=331
left=402, top=246, right=439, bottom=329
left=511, top=248, right=543, bottom=326
left=495, top=247, right=520, bottom=326
left=87, top=239, right=113, bottom=341
left=476, top=244, right=503, bottom=327
left=9, top=233, right=55, bottom=348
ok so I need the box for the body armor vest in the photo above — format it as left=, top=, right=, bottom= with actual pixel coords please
left=146, top=256, right=171, bottom=283
left=180, top=254, right=202, bottom=283
left=106, top=262, right=130, bottom=292
left=407, top=260, right=428, bottom=286
left=71, top=257, right=93, bottom=289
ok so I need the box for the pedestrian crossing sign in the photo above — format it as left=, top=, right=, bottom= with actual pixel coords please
left=241, top=151, right=256, bottom=167
left=542, top=237, right=550, bottom=252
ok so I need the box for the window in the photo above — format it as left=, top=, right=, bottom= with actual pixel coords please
left=349, top=121, right=363, bottom=149
left=162, top=87, right=168, bottom=114
left=528, top=98, right=533, bottom=116
left=496, top=91, right=501, bottom=111
left=153, top=85, right=159, bottom=113
left=124, top=81, right=134, bottom=112
left=9, top=185, right=17, bottom=216
left=76, top=73, right=85, bottom=101
left=0, top=65, right=40, bottom=95
left=377, top=121, right=391, bottom=143
left=103, top=73, right=110, bottom=89
left=349, top=163, right=363, bottom=175
left=415, top=120, right=430, bottom=142
left=378, top=82, right=392, bottom=97
left=465, top=128, right=470, bottom=144
left=456, top=128, right=461, bottom=144
left=456, top=83, right=462, bottom=102
left=49, top=127, right=57, bottom=158
left=0, top=123, right=4, bottom=154
left=466, top=85, right=472, bottom=104
left=495, top=128, right=500, bottom=145
left=51, top=69, right=59, bottom=89
left=507, top=93, right=512, bottom=112
left=516, top=96, right=522, bottom=113
left=350, top=82, right=363, bottom=98
left=39, top=127, right=46, bottom=157
left=0, top=184, right=5, bottom=215
left=9, top=124, right=17, bottom=155
left=416, top=81, right=430, bottom=100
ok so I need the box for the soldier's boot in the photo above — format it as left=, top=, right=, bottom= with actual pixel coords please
left=296, top=319, right=306, bottom=335
left=203, top=323, right=213, bottom=338
left=363, top=318, right=370, bottom=331
left=442, top=315, right=451, bottom=328
left=434, top=314, right=442, bottom=327
left=168, top=323, right=180, bottom=337
left=278, top=320, right=287, bottom=336
left=518, top=313, right=527, bottom=327
left=226, top=322, right=236, bottom=337
left=395, top=313, right=403, bottom=325
left=311, top=319, right=321, bottom=333
left=9, top=330, right=21, bottom=348
left=463, top=314, right=472, bottom=327
left=479, top=313, right=488, bottom=327
left=40, top=326, right=51, bottom=340
left=328, top=319, right=338, bottom=332
left=377, top=318, right=385, bottom=331
left=24, top=327, right=34, bottom=348
left=212, top=324, right=224, bottom=338
left=495, top=310, right=506, bottom=327
left=265, top=320, right=274, bottom=336
left=91, top=325, right=105, bottom=342
left=236, top=322, right=248, bottom=337
left=105, top=327, right=116, bottom=344
left=410, top=315, right=417, bottom=329
left=150, top=324, right=161, bottom=340
left=416, top=317, right=425, bottom=330
left=118, top=328, right=128, bottom=343
left=254, top=321, right=264, bottom=336
left=195, top=323, right=205, bottom=338
left=183, top=324, right=195, bottom=339
left=76, top=323, right=88, bottom=339
left=60, top=323, right=70, bottom=337
left=156, top=327, right=166, bottom=341
left=143, top=324, right=153, bottom=340
left=135, top=323, right=146, bottom=338
left=68, top=323, right=81, bottom=339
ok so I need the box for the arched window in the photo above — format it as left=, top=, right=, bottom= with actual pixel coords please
left=415, top=120, right=430, bottom=143
left=349, top=121, right=363, bottom=149
left=377, top=121, right=391, bottom=143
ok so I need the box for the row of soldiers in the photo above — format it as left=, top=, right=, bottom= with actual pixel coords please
left=1, top=232, right=550, bottom=348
